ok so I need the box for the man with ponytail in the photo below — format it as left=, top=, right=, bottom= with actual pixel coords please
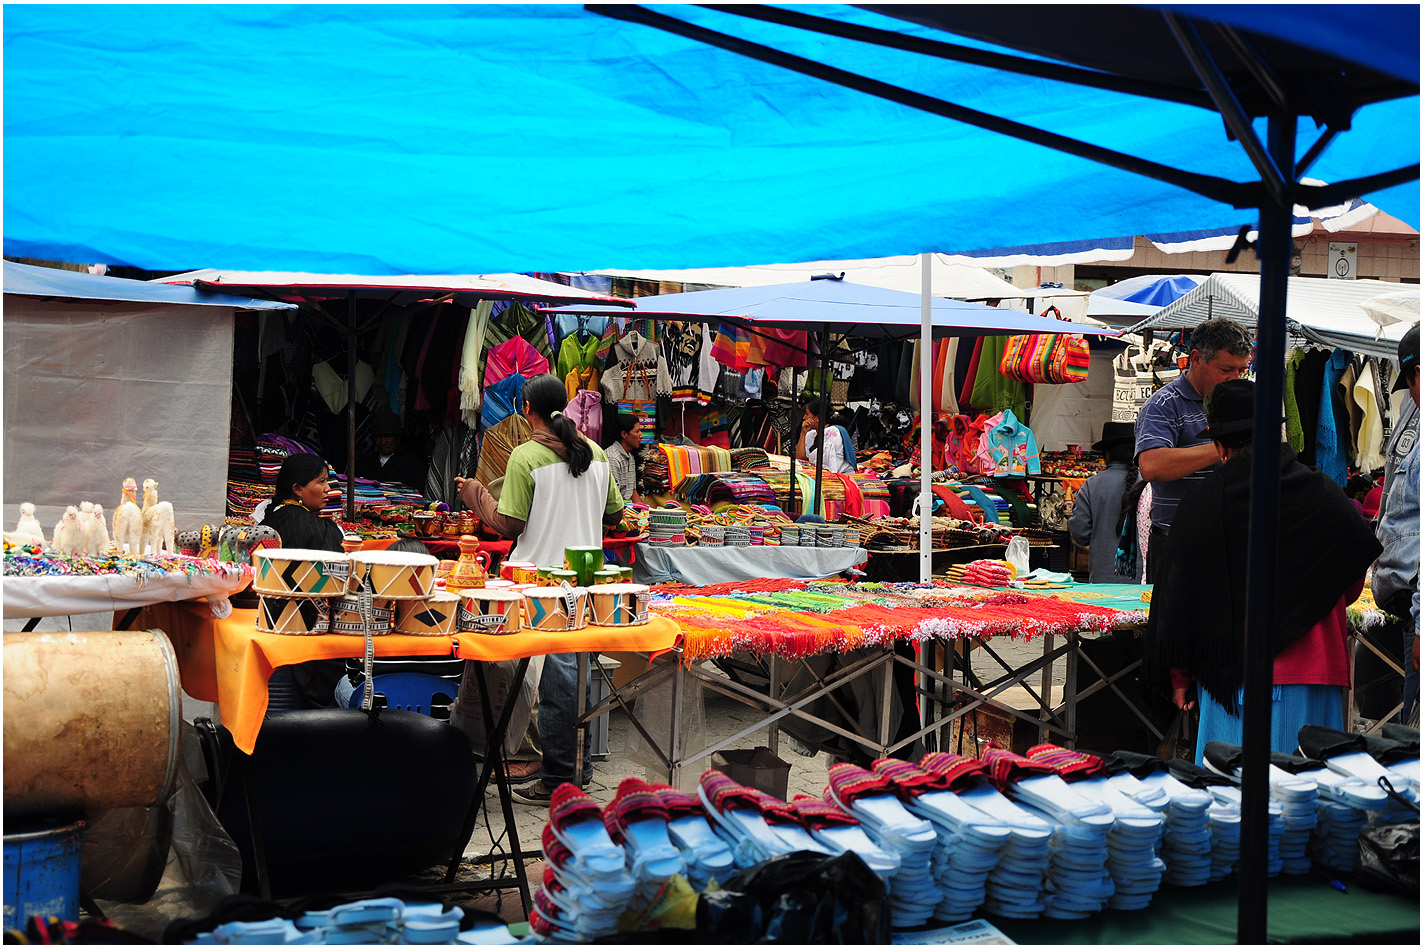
left=456, top=373, right=625, bottom=804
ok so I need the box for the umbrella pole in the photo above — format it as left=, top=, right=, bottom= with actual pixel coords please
left=788, top=364, right=800, bottom=515
left=920, top=253, right=932, bottom=585
left=345, top=290, right=357, bottom=523
left=812, top=324, right=830, bottom=516
left=1236, top=110, right=1295, bottom=945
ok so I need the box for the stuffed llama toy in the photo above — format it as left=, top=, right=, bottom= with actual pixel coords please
left=112, top=477, right=143, bottom=555
left=139, top=479, right=176, bottom=555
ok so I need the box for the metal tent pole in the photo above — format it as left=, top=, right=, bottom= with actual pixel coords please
left=788, top=365, right=800, bottom=514
left=812, top=324, right=830, bottom=515
left=345, top=290, right=358, bottom=522
left=1236, top=110, right=1295, bottom=945
left=919, top=253, right=933, bottom=584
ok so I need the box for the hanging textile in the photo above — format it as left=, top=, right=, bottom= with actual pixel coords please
left=565, top=389, right=604, bottom=444
left=1284, top=348, right=1305, bottom=453
left=1293, top=348, right=1328, bottom=465
left=484, top=335, right=549, bottom=390
left=602, top=330, right=671, bottom=401
left=699, top=323, right=721, bottom=404
left=481, top=373, right=527, bottom=429
left=474, top=412, right=532, bottom=490
left=555, top=330, right=603, bottom=379
left=970, top=337, right=1029, bottom=420
left=662, top=320, right=706, bottom=404
left=712, top=323, right=752, bottom=371
left=908, top=338, right=924, bottom=411
left=457, top=300, right=494, bottom=426
left=1316, top=349, right=1350, bottom=487
left=746, top=328, right=810, bottom=369
left=958, top=338, right=984, bottom=411
left=551, top=312, right=610, bottom=353
left=1352, top=359, right=1387, bottom=473
left=564, top=366, right=601, bottom=400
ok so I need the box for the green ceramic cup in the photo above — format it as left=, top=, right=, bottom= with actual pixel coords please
left=564, top=545, right=605, bottom=587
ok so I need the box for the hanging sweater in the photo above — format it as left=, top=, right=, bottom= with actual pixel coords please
left=601, top=330, right=671, bottom=402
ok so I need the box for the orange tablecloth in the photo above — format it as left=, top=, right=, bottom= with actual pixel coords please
left=453, top=616, right=680, bottom=662
left=138, top=601, right=682, bottom=755
left=136, top=601, right=457, bottom=755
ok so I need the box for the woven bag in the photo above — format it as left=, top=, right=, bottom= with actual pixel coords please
left=998, top=306, right=1090, bottom=384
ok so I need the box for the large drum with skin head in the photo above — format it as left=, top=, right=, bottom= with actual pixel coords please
left=251, top=548, right=351, bottom=597
left=4, top=630, right=180, bottom=816
left=346, top=550, right=438, bottom=600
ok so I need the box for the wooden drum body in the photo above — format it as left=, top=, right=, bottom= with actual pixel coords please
left=329, top=596, right=396, bottom=636
left=395, top=593, right=463, bottom=636
left=255, top=596, right=332, bottom=635
left=589, top=583, right=651, bottom=626
left=522, top=586, right=588, bottom=632
left=4, top=630, right=180, bottom=816
left=346, top=550, right=438, bottom=599
left=252, top=548, right=351, bottom=597
left=455, top=590, right=523, bottom=635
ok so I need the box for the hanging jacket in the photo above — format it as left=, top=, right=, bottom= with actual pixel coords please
left=555, top=331, right=603, bottom=380
left=984, top=409, right=1041, bottom=477
left=565, top=389, right=604, bottom=444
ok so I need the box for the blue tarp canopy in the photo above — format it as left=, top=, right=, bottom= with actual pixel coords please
left=3, top=5, right=1416, bottom=274
left=2, top=260, right=295, bottom=309
left=544, top=276, right=1116, bottom=340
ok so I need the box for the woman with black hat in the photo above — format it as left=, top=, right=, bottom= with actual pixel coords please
left=1144, top=379, right=1381, bottom=763
left=1068, top=422, right=1140, bottom=584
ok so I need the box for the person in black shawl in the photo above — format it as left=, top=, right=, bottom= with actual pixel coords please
left=1143, top=379, right=1380, bottom=764
left=260, top=453, right=346, bottom=707
left=261, top=453, right=344, bottom=552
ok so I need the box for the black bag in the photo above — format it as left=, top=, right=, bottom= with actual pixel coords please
left=1356, top=821, right=1420, bottom=896
left=697, top=850, right=889, bottom=944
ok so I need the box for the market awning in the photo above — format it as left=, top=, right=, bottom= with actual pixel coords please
left=3, top=260, right=295, bottom=310
left=157, top=269, right=633, bottom=308
left=544, top=276, right=1116, bottom=340
left=2, top=6, right=1414, bottom=273
left=1125, top=272, right=1418, bottom=359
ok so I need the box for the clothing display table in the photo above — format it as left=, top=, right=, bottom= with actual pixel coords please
left=631, top=543, right=867, bottom=585
left=3, top=564, right=252, bottom=621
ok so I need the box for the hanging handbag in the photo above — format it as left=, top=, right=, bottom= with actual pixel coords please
left=998, top=306, right=1091, bottom=384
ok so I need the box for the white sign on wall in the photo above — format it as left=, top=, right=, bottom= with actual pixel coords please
left=1328, top=242, right=1358, bottom=279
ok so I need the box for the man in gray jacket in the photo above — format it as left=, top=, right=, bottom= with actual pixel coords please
left=1069, top=422, right=1140, bottom=584
left=1373, top=323, right=1419, bottom=722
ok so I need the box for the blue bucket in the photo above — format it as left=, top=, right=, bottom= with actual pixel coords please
left=2, top=820, right=85, bottom=929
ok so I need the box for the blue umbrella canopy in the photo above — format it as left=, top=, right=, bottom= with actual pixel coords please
left=544, top=276, right=1116, bottom=339
left=2, top=5, right=1415, bottom=274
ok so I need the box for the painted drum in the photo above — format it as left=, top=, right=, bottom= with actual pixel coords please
left=395, top=592, right=462, bottom=636
left=588, top=583, right=651, bottom=627
left=255, top=595, right=332, bottom=635
left=346, top=549, right=438, bottom=600
left=521, top=585, right=589, bottom=632
left=329, top=595, right=396, bottom=636
left=456, top=589, right=523, bottom=634
left=251, top=548, right=351, bottom=597
left=483, top=578, right=516, bottom=589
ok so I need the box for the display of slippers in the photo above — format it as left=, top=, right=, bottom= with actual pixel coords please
left=1270, top=750, right=1389, bottom=810
left=1298, top=724, right=1420, bottom=798
left=788, top=794, right=901, bottom=880
left=985, top=744, right=1113, bottom=830
left=546, top=783, right=632, bottom=877
left=699, top=769, right=796, bottom=865
left=640, top=782, right=736, bottom=885
left=737, top=787, right=834, bottom=856
left=603, top=777, right=687, bottom=885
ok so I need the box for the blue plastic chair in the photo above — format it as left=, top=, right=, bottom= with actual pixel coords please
left=345, top=672, right=458, bottom=717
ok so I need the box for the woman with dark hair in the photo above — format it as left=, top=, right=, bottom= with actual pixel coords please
left=456, top=373, right=625, bottom=804
left=798, top=400, right=855, bottom=474
left=1067, top=423, right=1140, bottom=584
left=260, top=452, right=347, bottom=707
left=261, top=453, right=344, bottom=552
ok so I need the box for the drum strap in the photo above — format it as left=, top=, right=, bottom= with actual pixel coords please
left=357, top=570, right=377, bottom=714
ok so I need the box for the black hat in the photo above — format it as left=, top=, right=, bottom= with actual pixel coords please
left=371, top=410, right=402, bottom=436
left=1206, top=378, right=1255, bottom=441
left=1092, top=422, right=1135, bottom=453
left=1391, top=322, right=1419, bottom=393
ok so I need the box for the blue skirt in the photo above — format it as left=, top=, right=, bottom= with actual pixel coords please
left=1194, top=684, right=1344, bottom=766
